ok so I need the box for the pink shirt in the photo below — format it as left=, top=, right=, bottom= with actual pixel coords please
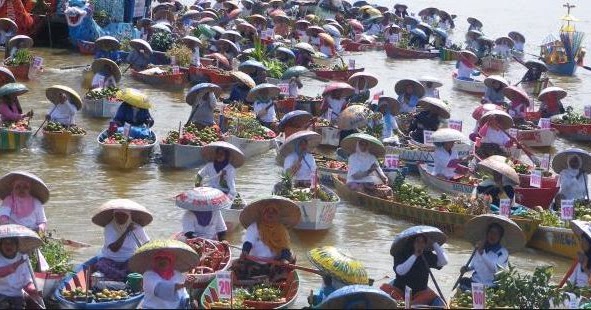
left=0, top=100, right=23, bottom=122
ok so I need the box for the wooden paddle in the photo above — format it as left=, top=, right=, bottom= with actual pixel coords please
left=59, top=64, right=89, bottom=70
left=500, top=128, right=540, bottom=165
left=421, top=255, right=448, bottom=308
left=243, top=254, right=324, bottom=276
left=451, top=248, right=477, bottom=290
left=558, top=257, right=578, bottom=288
left=25, top=255, right=46, bottom=309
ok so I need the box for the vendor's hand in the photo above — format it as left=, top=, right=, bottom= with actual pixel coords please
left=26, top=110, right=34, bottom=118
left=307, top=289, right=314, bottom=305
left=460, top=266, right=469, bottom=274
left=45, top=114, right=51, bottom=121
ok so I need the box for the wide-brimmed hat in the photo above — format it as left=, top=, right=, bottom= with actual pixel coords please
left=153, top=9, right=175, bottom=24
left=223, top=0, right=239, bottom=10
left=394, top=79, right=425, bottom=98
left=91, top=58, right=121, bottom=82
left=247, top=14, right=267, bottom=25
left=465, top=29, right=483, bottom=41
left=465, top=214, right=525, bottom=252
left=347, top=19, right=363, bottom=32
left=0, top=67, right=15, bottom=86
left=538, top=86, right=567, bottom=102
left=294, top=42, right=315, bottom=54
left=477, top=155, right=520, bottom=184
left=268, top=0, right=284, bottom=7
left=151, top=22, right=172, bottom=33
left=116, top=88, right=152, bottom=109
left=221, top=30, right=242, bottom=41
left=7, top=35, right=33, bottom=50
left=390, top=225, right=447, bottom=256
left=524, top=60, right=547, bottom=72
left=377, top=96, right=400, bottom=115
left=403, top=15, right=420, bottom=27
left=239, top=196, right=301, bottom=228
left=432, top=128, right=466, bottom=143
left=495, top=36, right=514, bottom=48
left=175, top=187, right=232, bottom=212
left=236, top=22, right=257, bottom=35
left=477, top=36, right=494, bottom=47
left=308, top=246, right=369, bottom=285
left=418, top=97, right=450, bottom=119
left=341, top=133, right=385, bottom=157
left=91, top=199, right=153, bottom=227
left=348, top=72, right=378, bottom=90
left=181, top=35, right=203, bottom=49
left=306, top=25, right=325, bottom=36
left=479, top=110, right=513, bottom=130
left=0, top=18, right=17, bottom=33
left=472, top=103, right=501, bottom=120
left=95, top=36, right=120, bottom=51
left=0, top=82, right=28, bottom=97
left=416, top=22, right=432, bottom=35
left=295, top=19, right=312, bottom=28
left=323, top=82, right=355, bottom=97
left=279, top=130, right=321, bottom=157
left=418, top=7, right=438, bottom=17
left=394, top=3, right=407, bottom=10
left=215, top=39, right=239, bottom=55
left=201, top=141, right=245, bottom=168
left=273, top=13, right=290, bottom=24
left=384, top=24, right=402, bottom=34
left=238, top=59, right=267, bottom=73
left=231, top=71, right=255, bottom=89
left=322, top=24, right=341, bottom=38
left=459, top=49, right=478, bottom=65
left=274, top=46, right=295, bottom=59
left=338, top=105, right=371, bottom=130
left=0, top=171, right=49, bottom=204
left=181, top=9, right=200, bottom=20
left=409, top=28, right=427, bottom=41
left=503, top=86, right=529, bottom=105
left=467, top=17, right=483, bottom=28
left=186, top=83, right=221, bottom=106
left=129, top=39, right=153, bottom=54
left=317, top=285, right=397, bottom=309
left=129, top=239, right=200, bottom=273
left=247, top=83, right=280, bottom=102
left=206, top=53, right=230, bottom=69
left=552, top=148, right=591, bottom=174
left=484, top=75, right=508, bottom=89
left=572, top=220, right=591, bottom=244
left=278, top=110, right=313, bottom=131
left=46, top=85, right=82, bottom=110
left=508, top=31, right=525, bottom=43
left=0, top=224, right=42, bottom=253
left=419, top=76, right=442, bottom=88
left=318, top=33, right=335, bottom=47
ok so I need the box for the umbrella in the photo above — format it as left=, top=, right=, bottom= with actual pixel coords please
left=7, top=35, right=33, bottom=50
left=246, top=83, right=280, bottom=102
left=0, top=67, right=15, bottom=86
left=317, top=285, right=397, bottom=309
left=278, top=110, right=313, bottom=131
left=410, top=28, right=427, bottom=40
left=0, top=82, right=28, bottom=97
left=377, top=96, right=400, bottom=115
left=394, top=79, right=425, bottom=98
left=322, top=82, right=355, bottom=97
left=418, top=97, right=450, bottom=119
left=418, top=7, right=439, bottom=17
left=318, top=33, right=335, bottom=47
left=432, top=128, right=466, bottom=143
left=186, top=83, right=221, bottom=105
left=390, top=225, right=447, bottom=256
left=479, top=110, right=513, bottom=130
left=231, top=71, right=255, bottom=89
left=306, top=25, right=325, bottom=36
left=0, top=171, right=49, bottom=203
left=116, top=88, right=152, bottom=109
left=465, top=29, right=483, bottom=40
left=503, top=86, right=530, bottom=105
left=484, top=75, right=508, bottom=89
left=465, top=214, right=525, bottom=252
left=275, top=46, right=295, bottom=59
left=239, top=60, right=267, bottom=73
left=538, top=86, right=567, bottom=102
left=46, top=85, right=82, bottom=110
left=215, top=39, right=239, bottom=55
left=129, top=39, right=153, bottom=54
left=239, top=196, right=301, bottom=228
left=419, top=76, right=443, bottom=88
left=181, top=36, right=203, bottom=49
left=459, top=50, right=478, bottom=65
left=91, top=199, right=153, bottom=227
left=341, top=133, right=385, bottom=157
left=508, top=31, right=526, bottom=43
left=477, top=155, right=519, bottom=184
left=472, top=103, right=502, bottom=120
left=467, top=17, right=483, bottom=28
left=348, top=19, right=364, bottom=32
left=279, top=130, right=321, bottom=157
left=175, top=187, right=232, bottom=212
left=247, top=14, right=267, bottom=26
left=308, top=246, right=369, bottom=285
left=222, top=30, right=242, bottom=41
left=197, top=24, right=216, bottom=38
left=348, top=72, right=378, bottom=89
left=524, top=60, right=547, bottom=72
left=201, top=141, right=246, bottom=168
left=0, top=18, right=17, bottom=34
left=0, top=224, right=42, bottom=253
left=552, top=148, right=591, bottom=174
left=495, top=36, right=515, bottom=48
left=91, top=58, right=121, bottom=82
left=338, top=105, right=371, bottom=130
left=205, top=53, right=230, bottom=69
left=433, top=28, right=448, bottom=39
left=295, top=42, right=315, bottom=54
left=323, top=24, right=342, bottom=38
left=129, top=239, right=200, bottom=273
left=95, top=36, right=120, bottom=51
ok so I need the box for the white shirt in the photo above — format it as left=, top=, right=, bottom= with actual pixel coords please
left=0, top=198, right=46, bottom=230
left=91, top=73, right=117, bottom=89
left=559, top=169, right=588, bottom=200
left=481, top=127, right=510, bottom=146
left=243, top=222, right=274, bottom=259
left=288, top=79, right=299, bottom=97
left=198, top=163, right=237, bottom=200
left=0, top=253, right=32, bottom=297
left=457, top=61, right=473, bottom=79
left=142, top=270, right=188, bottom=309
left=324, top=97, right=346, bottom=121
left=346, top=151, right=385, bottom=184
left=569, top=262, right=590, bottom=288
left=182, top=210, right=227, bottom=240
left=319, top=44, right=333, bottom=57
left=283, top=152, right=317, bottom=182
left=99, top=222, right=150, bottom=262
left=469, top=246, right=509, bottom=286
left=48, top=101, right=77, bottom=125
left=433, top=148, right=458, bottom=179
left=254, top=100, right=277, bottom=123
left=192, top=48, right=201, bottom=66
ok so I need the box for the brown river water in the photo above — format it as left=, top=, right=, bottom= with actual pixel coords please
left=2, top=0, right=591, bottom=306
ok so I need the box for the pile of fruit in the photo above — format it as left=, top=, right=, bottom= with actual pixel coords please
left=552, top=106, right=591, bottom=125
left=321, top=160, right=348, bottom=171
left=281, top=187, right=338, bottom=202
left=208, top=299, right=252, bottom=309
left=162, top=124, right=221, bottom=146
left=85, top=87, right=120, bottom=100
left=5, top=49, right=32, bottom=66
left=236, top=283, right=284, bottom=303
left=44, top=122, right=87, bottom=135
left=102, top=133, right=154, bottom=145
left=315, top=119, right=330, bottom=127
left=3, top=119, right=30, bottom=131
left=227, top=116, right=276, bottom=140
left=61, top=287, right=131, bottom=303
left=512, top=160, right=553, bottom=177
left=186, top=238, right=230, bottom=275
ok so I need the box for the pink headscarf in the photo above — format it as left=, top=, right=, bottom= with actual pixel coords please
left=153, top=250, right=176, bottom=280
left=4, top=179, right=35, bottom=219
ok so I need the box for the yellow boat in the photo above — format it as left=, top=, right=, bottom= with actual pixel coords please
left=97, top=130, right=156, bottom=169
left=42, top=131, right=85, bottom=155
left=527, top=225, right=578, bottom=259
left=0, top=128, right=31, bottom=151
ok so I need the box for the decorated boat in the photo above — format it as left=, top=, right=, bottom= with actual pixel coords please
left=312, top=67, right=364, bottom=81
left=515, top=128, right=557, bottom=147
left=130, top=68, right=188, bottom=90
left=42, top=130, right=86, bottom=155
left=480, top=55, right=510, bottom=72
left=451, top=72, right=486, bottom=94
left=291, top=186, right=340, bottom=230
left=82, top=95, right=122, bottom=119
left=384, top=43, right=439, bottom=59
left=527, top=226, right=577, bottom=259
left=333, top=175, right=540, bottom=241
left=550, top=122, right=591, bottom=141
left=77, top=40, right=96, bottom=55
left=0, top=126, right=31, bottom=151
left=223, top=134, right=274, bottom=158
left=184, top=238, right=232, bottom=288
left=53, top=256, right=144, bottom=309
left=97, top=130, right=156, bottom=169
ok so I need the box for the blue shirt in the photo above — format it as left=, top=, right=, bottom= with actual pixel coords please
left=113, top=103, right=153, bottom=127
left=95, top=49, right=121, bottom=63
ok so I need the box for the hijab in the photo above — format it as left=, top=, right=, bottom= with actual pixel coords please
left=192, top=211, right=213, bottom=227
left=6, top=179, right=35, bottom=219
left=257, top=205, right=290, bottom=255
left=153, top=250, right=176, bottom=280
left=561, top=155, right=584, bottom=182
left=112, top=210, right=132, bottom=235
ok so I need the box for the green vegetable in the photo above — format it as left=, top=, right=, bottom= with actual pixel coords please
left=554, top=106, right=591, bottom=125
left=30, top=232, right=74, bottom=275
left=5, top=49, right=33, bottom=66
left=150, top=31, right=174, bottom=52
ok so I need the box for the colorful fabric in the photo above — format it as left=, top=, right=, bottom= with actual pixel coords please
left=95, top=257, right=129, bottom=281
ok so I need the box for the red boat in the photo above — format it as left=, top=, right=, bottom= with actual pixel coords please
left=341, top=40, right=384, bottom=52
left=77, top=40, right=96, bottom=55
left=189, top=66, right=235, bottom=88
left=313, top=67, right=364, bottom=81
left=276, top=97, right=296, bottom=114
left=4, top=63, right=30, bottom=81
left=131, top=69, right=188, bottom=90
left=384, top=43, right=439, bottom=59
left=550, top=122, right=591, bottom=142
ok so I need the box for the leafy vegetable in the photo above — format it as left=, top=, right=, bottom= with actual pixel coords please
left=150, top=31, right=174, bottom=52
left=5, top=49, right=33, bottom=66
left=166, top=44, right=193, bottom=67
left=30, top=232, right=74, bottom=275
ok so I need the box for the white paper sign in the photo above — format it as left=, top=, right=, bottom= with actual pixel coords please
left=423, top=130, right=434, bottom=145
left=538, top=118, right=551, bottom=129
left=448, top=119, right=463, bottom=132
left=278, top=83, right=289, bottom=95
left=561, top=199, right=574, bottom=220
left=172, top=66, right=180, bottom=74
left=348, top=59, right=355, bottom=70
left=540, top=154, right=550, bottom=171
left=500, top=199, right=511, bottom=217
left=32, top=56, right=43, bottom=69
left=123, top=123, right=131, bottom=138
left=530, top=170, right=542, bottom=188
left=585, top=106, right=591, bottom=119
left=384, top=154, right=399, bottom=169
left=404, top=286, right=411, bottom=309
left=216, top=271, right=232, bottom=300
left=471, top=282, right=485, bottom=309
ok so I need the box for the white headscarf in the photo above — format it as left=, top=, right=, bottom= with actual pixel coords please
left=112, top=210, right=132, bottom=235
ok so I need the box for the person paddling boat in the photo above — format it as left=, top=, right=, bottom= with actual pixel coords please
left=94, top=36, right=121, bottom=63
left=431, top=128, right=466, bottom=180
left=455, top=50, right=479, bottom=81
left=568, top=221, right=591, bottom=288
left=248, top=83, right=281, bottom=131
left=176, top=187, right=231, bottom=241
left=370, top=96, right=406, bottom=145
left=112, top=88, right=154, bottom=138
left=0, top=83, right=32, bottom=124
left=126, top=39, right=153, bottom=71
left=475, top=110, right=514, bottom=158
left=395, top=79, right=425, bottom=114
left=90, top=58, right=121, bottom=90
left=195, top=141, right=245, bottom=201
left=408, top=97, right=450, bottom=143
left=44, top=85, right=81, bottom=127
left=186, top=83, right=221, bottom=129
left=472, top=155, right=520, bottom=209
left=280, top=130, right=321, bottom=188
left=342, top=133, right=391, bottom=198
left=538, top=86, right=567, bottom=118
left=483, top=75, right=508, bottom=105
left=319, top=82, right=355, bottom=124
left=552, top=148, right=591, bottom=204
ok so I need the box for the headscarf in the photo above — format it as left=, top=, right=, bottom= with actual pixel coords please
left=295, top=138, right=312, bottom=169
left=5, top=179, right=35, bottom=219
left=483, top=223, right=504, bottom=253
left=112, top=210, right=132, bottom=235
left=561, top=154, right=584, bottom=181
left=192, top=210, right=213, bottom=226
left=153, top=250, right=176, bottom=280
left=257, top=205, right=290, bottom=255
left=213, top=148, right=230, bottom=173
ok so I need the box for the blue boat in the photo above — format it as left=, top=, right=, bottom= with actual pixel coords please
left=540, top=3, right=584, bottom=76
left=547, top=61, right=578, bottom=76
left=53, top=256, right=144, bottom=309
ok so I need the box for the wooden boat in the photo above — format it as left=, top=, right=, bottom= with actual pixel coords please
left=527, top=225, right=577, bottom=259
left=159, top=143, right=205, bottom=168
left=418, top=164, right=476, bottom=195
left=184, top=238, right=232, bottom=288
left=547, top=61, right=578, bottom=76
left=53, top=256, right=144, bottom=309
left=5, top=63, right=30, bottom=81
left=480, top=55, right=510, bottom=72
left=82, top=98, right=121, bottom=119
left=439, top=48, right=459, bottom=61
left=223, top=135, right=274, bottom=158
left=385, top=43, right=439, bottom=59
left=341, top=41, right=384, bottom=52
left=452, top=72, right=486, bottom=94
left=189, top=66, right=235, bottom=88
left=550, top=122, right=591, bottom=142
left=200, top=269, right=299, bottom=309
left=0, top=128, right=31, bottom=151
left=518, top=172, right=558, bottom=189
left=42, top=130, right=85, bottom=155
left=295, top=97, right=323, bottom=116
left=275, top=98, right=296, bottom=115
left=77, top=40, right=96, bottom=55
left=333, top=175, right=540, bottom=241
left=97, top=130, right=156, bottom=169
left=515, top=128, right=557, bottom=147
left=312, top=67, right=364, bottom=81
left=385, top=142, right=472, bottom=172
left=130, top=69, right=188, bottom=90
left=293, top=186, right=339, bottom=230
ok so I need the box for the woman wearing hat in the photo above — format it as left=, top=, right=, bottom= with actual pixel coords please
left=432, top=128, right=464, bottom=180
left=249, top=84, right=280, bottom=130
left=195, top=141, right=245, bottom=201
left=94, top=36, right=122, bottom=63
left=240, top=0, right=253, bottom=17
left=186, top=83, right=220, bottom=128
left=93, top=199, right=152, bottom=282
left=0, top=18, right=17, bottom=46
left=44, top=85, right=81, bottom=126
left=281, top=131, right=320, bottom=188
left=476, top=110, right=514, bottom=158
left=0, top=171, right=49, bottom=233
left=181, top=36, right=202, bottom=67
left=5, top=35, right=32, bottom=60
left=126, top=39, right=152, bottom=71
left=483, top=75, right=508, bottom=105
left=348, top=72, right=376, bottom=104
left=408, top=98, right=450, bottom=144
left=567, top=221, right=591, bottom=288
left=472, top=155, right=519, bottom=209
left=113, top=88, right=154, bottom=131
left=503, top=86, right=530, bottom=124
left=384, top=25, right=401, bottom=45
left=0, top=83, right=33, bottom=123
left=91, top=58, right=120, bottom=89
left=344, top=134, right=390, bottom=195
left=456, top=50, right=477, bottom=81
left=393, top=4, right=408, bottom=19
left=319, top=83, right=354, bottom=123
left=538, top=86, right=567, bottom=118
left=396, top=79, right=424, bottom=114
left=228, top=71, right=255, bottom=103
left=370, top=96, right=406, bottom=145
left=177, top=187, right=231, bottom=241
left=295, top=46, right=314, bottom=67
left=553, top=149, right=590, bottom=203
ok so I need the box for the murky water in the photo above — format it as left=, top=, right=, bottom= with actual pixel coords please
left=2, top=0, right=591, bottom=306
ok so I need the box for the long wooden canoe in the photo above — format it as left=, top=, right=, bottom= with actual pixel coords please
left=130, top=69, right=188, bottom=90
left=452, top=73, right=486, bottom=94
left=385, top=142, right=472, bottom=172
left=97, top=130, right=156, bottom=169
left=42, top=131, right=85, bottom=155
left=550, top=122, right=591, bottom=142
left=527, top=225, right=578, bottom=259
left=385, top=43, right=439, bottom=59
left=312, top=68, right=364, bottom=81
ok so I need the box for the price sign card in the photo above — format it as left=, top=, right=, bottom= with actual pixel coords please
left=530, top=169, right=542, bottom=188
left=216, top=271, right=232, bottom=300
left=172, top=66, right=180, bottom=74
left=471, top=282, right=485, bottom=309
left=32, top=56, right=43, bottom=69
left=385, top=154, right=399, bottom=169
left=348, top=59, right=355, bottom=70
left=561, top=199, right=574, bottom=221
left=499, top=199, right=511, bottom=217
left=448, top=119, right=463, bottom=132
left=278, top=83, right=289, bottom=95
left=540, top=154, right=550, bottom=171
left=538, top=118, right=551, bottom=129
left=423, top=130, right=434, bottom=145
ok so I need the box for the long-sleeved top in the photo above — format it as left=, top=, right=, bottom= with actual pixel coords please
left=228, top=84, right=250, bottom=103
left=559, top=168, right=588, bottom=200
left=433, top=148, right=459, bottom=179
left=182, top=210, right=227, bottom=240
left=398, top=94, right=419, bottom=113
left=254, top=99, right=277, bottom=123
left=0, top=253, right=32, bottom=297
left=91, top=73, right=117, bottom=89
left=484, top=87, right=505, bottom=104
left=393, top=243, right=448, bottom=292
left=346, top=151, right=386, bottom=184
left=0, top=198, right=46, bottom=231
left=197, top=163, right=237, bottom=200
left=480, top=126, right=510, bottom=146
left=99, top=222, right=149, bottom=262
left=126, top=50, right=151, bottom=71
left=283, top=152, right=317, bottom=182
left=95, top=50, right=121, bottom=63
left=0, top=30, right=14, bottom=45
left=142, top=270, right=188, bottom=309
left=188, top=95, right=217, bottom=126
left=456, top=60, right=474, bottom=80
left=409, top=111, right=441, bottom=143
left=48, top=101, right=77, bottom=126
left=323, top=97, right=346, bottom=121
left=113, top=103, right=153, bottom=127
left=468, top=245, right=509, bottom=286
left=0, top=100, right=23, bottom=122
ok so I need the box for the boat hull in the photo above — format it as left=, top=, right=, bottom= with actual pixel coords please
left=313, top=68, right=364, bottom=81
left=294, top=187, right=339, bottom=230
left=77, top=40, right=95, bottom=55
left=5, top=63, right=30, bottom=81
left=42, top=131, right=85, bottom=155
left=527, top=225, right=578, bottom=259
left=439, top=48, right=459, bottom=61
left=551, top=122, right=591, bottom=141
left=385, top=43, right=439, bottom=59
left=97, top=130, right=156, bottom=169
left=481, top=56, right=510, bottom=72
left=515, top=128, right=557, bottom=147
left=82, top=98, right=121, bottom=119
left=0, top=129, right=31, bottom=151
left=159, top=143, right=205, bottom=168
left=385, top=143, right=472, bottom=172
left=189, top=66, right=235, bottom=88
left=35, top=271, right=64, bottom=298
left=131, top=70, right=188, bottom=90
left=418, top=164, right=476, bottom=194
left=452, top=73, right=486, bottom=94
left=547, top=61, right=578, bottom=76
left=223, top=135, right=273, bottom=158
